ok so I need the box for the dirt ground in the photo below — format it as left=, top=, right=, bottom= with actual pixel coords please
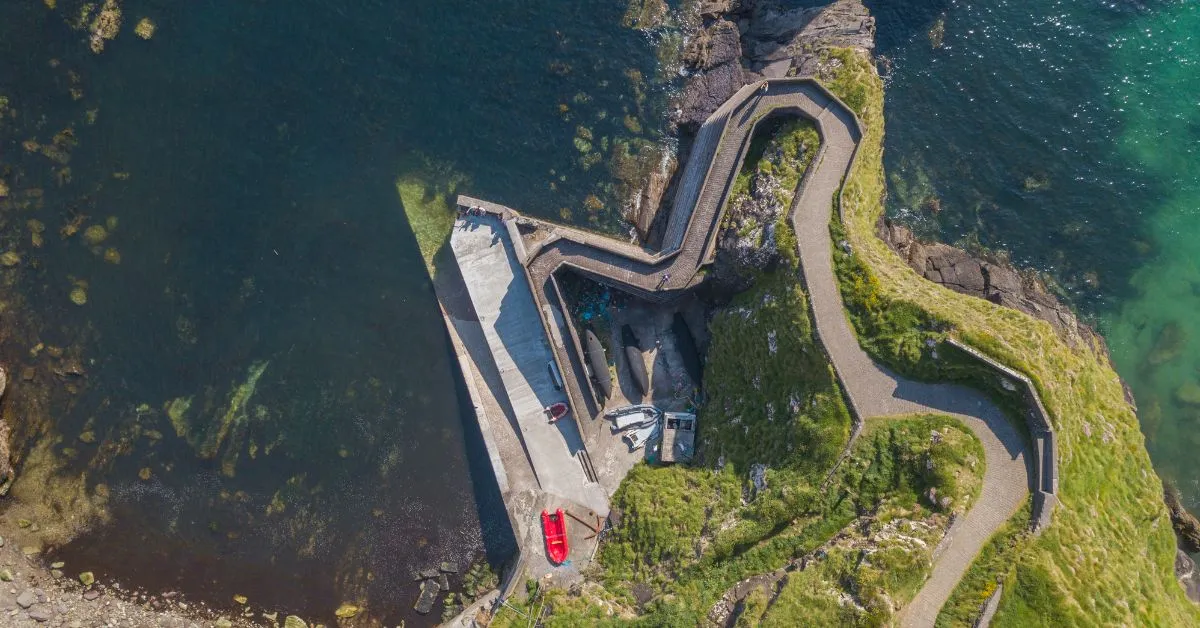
left=578, top=293, right=708, bottom=498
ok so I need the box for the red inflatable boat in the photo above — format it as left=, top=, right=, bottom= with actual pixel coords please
left=546, top=402, right=569, bottom=423
left=541, top=509, right=569, bottom=564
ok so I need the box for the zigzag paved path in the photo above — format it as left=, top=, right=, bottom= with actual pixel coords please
left=521, top=78, right=1032, bottom=626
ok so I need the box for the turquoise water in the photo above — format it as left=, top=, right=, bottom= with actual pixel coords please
left=0, top=0, right=679, bottom=624
left=877, top=1, right=1200, bottom=505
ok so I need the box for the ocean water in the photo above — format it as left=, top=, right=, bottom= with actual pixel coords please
left=875, top=0, right=1200, bottom=506
left=0, top=0, right=676, bottom=624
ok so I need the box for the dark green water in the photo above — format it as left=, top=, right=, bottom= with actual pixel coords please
left=5, top=0, right=1196, bottom=622
left=876, top=0, right=1200, bottom=508
left=0, top=0, right=678, bottom=624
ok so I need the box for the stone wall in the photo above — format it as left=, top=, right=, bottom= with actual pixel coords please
left=945, top=338, right=1058, bottom=531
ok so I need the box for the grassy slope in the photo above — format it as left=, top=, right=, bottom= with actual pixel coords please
left=822, top=47, right=1195, bottom=625
left=759, top=415, right=986, bottom=627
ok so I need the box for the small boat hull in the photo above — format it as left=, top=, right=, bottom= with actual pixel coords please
left=622, top=325, right=650, bottom=396
left=547, top=402, right=570, bottom=423
left=542, top=509, right=570, bottom=564
left=585, top=329, right=613, bottom=399
left=604, top=403, right=659, bottom=418
left=611, top=408, right=660, bottom=431
left=623, top=422, right=661, bottom=451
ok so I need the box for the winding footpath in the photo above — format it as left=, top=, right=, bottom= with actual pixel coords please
left=501, top=78, right=1032, bottom=626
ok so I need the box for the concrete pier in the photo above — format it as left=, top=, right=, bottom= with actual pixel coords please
left=449, top=213, right=607, bottom=514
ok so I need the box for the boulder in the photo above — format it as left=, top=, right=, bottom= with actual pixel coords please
left=16, top=590, right=38, bottom=609
left=878, top=218, right=1102, bottom=347
left=27, top=605, right=55, bottom=622
left=1177, top=550, right=1200, bottom=603
left=414, top=579, right=439, bottom=615
left=700, top=0, right=735, bottom=19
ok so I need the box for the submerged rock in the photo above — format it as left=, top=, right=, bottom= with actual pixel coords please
left=88, top=0, right=123, bottom=54
left=1175, top=382, right=1200, bottom=407
left=1147, top=321, right=1189, bottom=368
left=69, top=286, right=88, bottom=306
left=82, top=224, right=108, bottom=245
left=134, top=17, right=155, bottom=40
left=414, top=579, right=439, bottom=614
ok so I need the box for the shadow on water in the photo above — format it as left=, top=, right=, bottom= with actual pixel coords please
left=0, top=0, right=668, bottom=623
left=441, top=320, right=520, bottom=570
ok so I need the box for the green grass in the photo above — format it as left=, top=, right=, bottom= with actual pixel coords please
left=600, top=464, right=742, bottom=587
left=701, top=270, right=851, bottom=475
left=820, top=46, right=1197, bottom=626
left=936, top=505, right=1033, bottom=627
left=591, top=415, right=985, bottom=625
left=758, top=415, right=985, bottom=627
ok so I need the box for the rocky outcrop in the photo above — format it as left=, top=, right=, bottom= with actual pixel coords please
left=711, top=170, right=786, bottom=295
left=740, top=0, right=876, bottom=77
left=878, top=219, right=1104, bottom=348
left=679, top=19, right=747, bottom=130
left=0, top=365, right=10, bottom=496
left=1177, top=550, right=1200, bottom=603
left=676, top=0, right=875, bottom=129
left=1166, top=482, right=1200, bottom=554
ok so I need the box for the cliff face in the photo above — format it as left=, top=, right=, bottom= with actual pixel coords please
left=877, top=218, right=1105, bottom=351
left=677, top=0, right=876, bottom=129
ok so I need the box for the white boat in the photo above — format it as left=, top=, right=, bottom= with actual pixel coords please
left=623, top=422, right=661, bottom=451
left=604, top=403, right=659, bottom=419
left=611, top=409, right=659, bottom=431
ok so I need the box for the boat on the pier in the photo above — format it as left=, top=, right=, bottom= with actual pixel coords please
left=623, top=421, right=661, bottom=451
left=672, top=313, right=703, bottom=387
left=584, top=329, right=613, bottom=399
left=604, top=403, right=659, bottom=418
left=546, top=402, right=570, bottom=423
left=622, top=325, right=650, bottom=396
left=542, top=509, right=569, bottom=564
left=607, top=405, right=661, bottom=431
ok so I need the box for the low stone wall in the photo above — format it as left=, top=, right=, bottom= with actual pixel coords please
left=945, top=338, right=1058, bottom=532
